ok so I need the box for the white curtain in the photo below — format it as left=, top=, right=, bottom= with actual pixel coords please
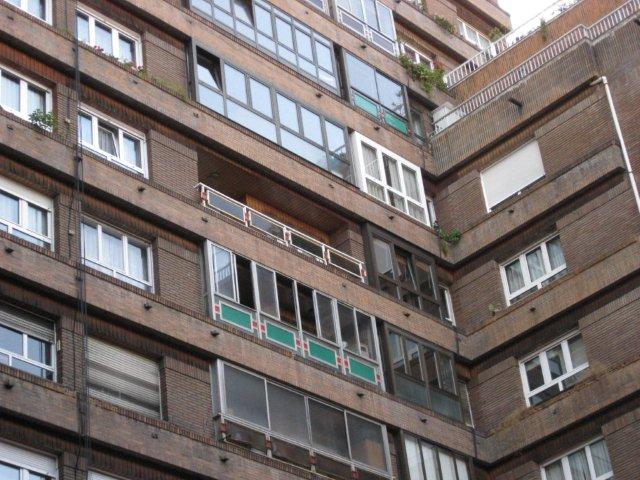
left=81, top=223, right=99, bottom=261
left=102, top=231, right=124, bottom=270
left=403, top=436, right=425, bottom=480
left=505, top=260, right=525, bottom=293
left=383, top=154, right=401, bottom=190
left=98, top=124, right=118, bottom=156
left=544, top=461, right=565, bottom=480
left=402, top=165, right=420, bottom=201
left=27, top=205, right=47, bottom=235
left=568, top=449, right=590, bottom=480
left=526, top=247, right=545, bottom=281
left=127, top=243, right=148, bottom=281
left=590, top=440, right=612, bottom=477
left=547, top=237, right=566, bottom=270
left=1, top=74, right=20, bottom=111
left=0, top=191, right=19, bottom=223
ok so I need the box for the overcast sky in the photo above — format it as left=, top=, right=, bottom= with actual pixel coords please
left=499, top=0, right=559, bottom=28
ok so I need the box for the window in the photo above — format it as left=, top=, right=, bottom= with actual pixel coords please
left=457, top=19, right=490, bottom=50
left=403, top=434, right=470, bottom=480
left=501, top=235, right=566, bottom=304
left=0, top=65, right=51, bottom=122
left=2, top=0, right=51, bottom=23
left=81, top=220, right=153, bottom=292
left=0, top=440, right=58, bottom=480
left=195, top=49, right=351, bottom=181
left=400, top=43, right=434, bottom=69
left=205, top=242, right=382, bottom=385
left=336, top=0, right=397, bottom=55
left=0, top=176, right=53, bottom=249
left=439, top=285, right=455, bottom=325
left=481, top=141, right=545, bottom=211
left=191, top=0, right=338, bottom=91
left=345, top=54, right=408, bottom=133
left=76, top=6, right=142, bottom=66
left=542, top=439, right=613, bottom=480
left=365, top=227, right=439, bottom=315
left=382, top=325, right=466, bottom=422
left=0, top=303, right=55, bottom=380
left=410, top=108, right=427, bottom=144
left=520, top=332, right=588, bottom=406
left=216, top=362, right=391, bottom=478
left=352, top=133, right=429, bottom=224
left=87, top=338, right=161, bottom=418
left=78, top=107, right=147, bottom=176
left=89, top=473, right=124, bottom=480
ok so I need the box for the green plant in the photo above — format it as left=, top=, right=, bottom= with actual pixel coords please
left=540, top=18, right=549, bottom=42
left=433, top=221, right=461, bottom=255
left=399, top=55, right=446, bottom=94
left=434, top=16, right=455, bottom=34
left=29, top=110, right=57, bottom=130
left=489, top=27, right=504, bottom=42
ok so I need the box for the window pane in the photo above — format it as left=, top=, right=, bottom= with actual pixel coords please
left=373, top=238, right=394, bottom=278
left=77, top=13, right=90, bottom=43
left=423, top=349, right=438, bottom=387
left=0, top=462, right=20, bottom=480
left=546, top=345, right=566, bottom=379
left=325, top=121, right=346, bottom=158
left=198, top=54, right=222, bottom=90
left=544, top=460, right=565, bottom=480
left=568, top=449, right=590, bottom=480
left=363, top=0, right=379, bottom=30
left=127, top=242, right=149, bottom=281
left=376, top=73, right=405, bottom=117
left=547, top=237, right=566, bottom=270
left=456, top=458, right=470, bottom=480
left=0, top=324, right=23, bottom=354
left=1, top=73, right=21, bottom=112
left=267, top=383, right=309, bottom=443
left=347, top=413, right=386, bottom=470
left=0, top=191, right=19, bottom=223
left=295, top=29, right=313, bottom=59
left=568, top=336, right=587, bottom=368
left=525, top=247, right=545, bottom=282
left=249, top=78, right=272, bottom=117
left=255, top=5, right=272, bottom=35
left=224, top=366, right=268, bottom=427
left=256, top=266, right=278, bottom=318
left=525, top=356, right=544, bottom=391
left=277, top=94, right=299, bottom=132
left=27, top=204, right=48, bottom=236
left=102, top=230, right=124, bottom=270
left=122, top=134, right=142, bottom=168
left=420, top=443, right=439, bottom=480
left=275, top=17, right=294, bottom=48
left=382, top=155, right=401, bottom=190
left=404, top=436, right=425, bottom=480
left=396, top=249, right=416, bottom=289
left=362, top=143, right=381, bottom=181
left=236, top=256, right=255, bottom=309
left=436, top=353, right=456, bottom=393
left=405, top=339, right=422, bottom=380
left=346, top=54, right=377, bottom=100
left=233, top=0, right=253, bottom=24
left=82, top=223, right=99, bottom=260
left=505, top=260, right=525, bottom=293
left=377, top=3, right=394, bottom=38
left=27, top=0, right=45, bottom=19
left=95, top=22, right=114, bottom=55
left=438, top=451, right=457, bottom=480
left=78, top=113, right=93, bottom=145
left=300, top=108, right=322, bottom=145
left=297, top=283, right=317, bottom=335
left=27, top=336, right=52, bottom=365
left=388, top=331, right=405, bottom=375
left=356, top=311, right=375, bottom=360
left=308, top=399, right=348, bottom=457
left=415, top=260, right=434, bottom=296
left=225, top=65, right=247, bottom=104
left=276, top=274, right=296, bottom=327
left=590, top=440, right=612, bottom=476
left=402, top=166, right=420, bottom=201
left=213, top=246, right=234, bottom=298
left=315, top=41, right=333, bottom=71
left=98, top=122, right=118, bottom=156
left=27, top=86, right=46, bottom=116
left=316, top=292, right=335, bottom=342
left=119, top=36, right=135, bottom=63
left=337, top=303, right=357, bottom=352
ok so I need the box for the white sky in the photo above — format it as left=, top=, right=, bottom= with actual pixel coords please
left=499, top=0, right=559, bottom=29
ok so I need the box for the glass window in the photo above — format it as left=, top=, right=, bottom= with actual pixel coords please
left=300, top=108, right=322, bottom=145
left=267, top=383, right=309, bottom=442
left=347, top=413, right=386, bottom=471
left=225, top=366, right=268, bottom=427
left=213, top=245, right=235, bottom=298
left=543, top=439, right=613, bottom=480
left=403, top=435, right=470, bottom=480
left=336, top=0, right=397, bottom=54
left=225, top=65, right=248, bottom=104
left=76, top=8, right=142, bottom=64
left=95, top=22, right=113, bottom=54
left=256, top=265, right=278, bottom=318
left=520, top=333, right=588, bottom=406
left=309, top=399, right=349, bottom=457
left=0, top=178, right=53, bottom=248
left=77, top=13, right=90, bottom=42
left=249, top=78, right=272, bottom=117
left=315, top=292, right=335, bottom=342
left=277, top=94, right=299, bottom=132
left=1, top=73, right=21, bottom=112
left=337, top=303, right=357, bottom=352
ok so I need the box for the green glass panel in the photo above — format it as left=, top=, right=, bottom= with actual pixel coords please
left=353, top=92, right=379, bottom=118
left=384, top=111, right=409, bottom=134
left=220, top=303, right=253, bottom=331
left=308, top=340, right=337, bottom=367
left=266, top=322, right=297, bottom=349
left=348, top=356, right=377, bottom=383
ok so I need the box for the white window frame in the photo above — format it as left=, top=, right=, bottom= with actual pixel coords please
left=350, top=132, right=430, bottom=225
left=0, top=176, right=54, bottom=250
left=438, top=284, right=455, bottom=325
left=519, top=331, right=588, bottom=407
left=541, top=438, right=613, bottom=480
left=76, top=4, right=143, bottom=67
left=78, top=106, right=148, bottom=177
left=456, top=19, right=490, bottom=50
left=399, top=43, right=434, bottom=69
left=81, top=219, right=154, bottom=292
left=336, top=0, right=397, bottom=55
left=500, top=235, right=566, bottom=305
left=0, top=63, right=52, bottom=122
left=1, top=0, right=52, bottom=23
left=0, top=318, right=56, bottom=381
left=0, top=440, right=58, bottom=479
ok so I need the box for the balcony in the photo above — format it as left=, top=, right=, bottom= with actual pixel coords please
left=198, top=184, right=367, bottom=282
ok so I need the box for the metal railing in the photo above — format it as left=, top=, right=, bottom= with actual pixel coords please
left=444, top=0, right=583, bottom=87
left=198, top=183, right=367, bottom=282
left=433, top=0, right=640, bottom=135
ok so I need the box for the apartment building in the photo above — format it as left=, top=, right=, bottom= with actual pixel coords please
left=0, top=0, right=638, bottom=478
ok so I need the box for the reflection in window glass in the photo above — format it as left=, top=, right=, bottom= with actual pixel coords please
left=225, top=366, right=268, bottom=427
left=309, top=399, right=349, bottom=457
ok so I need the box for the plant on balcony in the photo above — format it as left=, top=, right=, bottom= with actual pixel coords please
left=489, top=27, right=505, bottom=42
left=540, top=18, right=549, bottom=42
left=399, top=55, right=446, bottom=94
left=434, top=16, right=455, bottom=35
left=433, top=221, right=461, bottom=255
left=29, top=110, right=57, bottom=131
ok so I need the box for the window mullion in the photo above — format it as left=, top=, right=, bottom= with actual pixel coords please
left=561, top=340, right=574, bottom=372
left=585, top=445, right=598, bottom=480
left=113, top=31, right=120, bottom=60
left=541, top=241, right=553, bottom=275
left=20, top=78, right=27, bottom=117
left=89, top=17, right=96, bottom=46
left=540, top=351, right=552, bottom=384
left=520, top=255, right=533, bottom=287
left=122, top=235, right=129, bottom=276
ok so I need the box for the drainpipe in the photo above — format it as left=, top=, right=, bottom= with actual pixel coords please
left=591, top=76, right=640, bottom=214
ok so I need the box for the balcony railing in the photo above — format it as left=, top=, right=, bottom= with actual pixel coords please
left=198, top=184, right=367, bottom=282
left=444, top=0, right=583, bottom=87
left=433, top=0, right=640, bottom=135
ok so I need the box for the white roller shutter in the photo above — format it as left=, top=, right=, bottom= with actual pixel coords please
left=0, top=440, right=57, bottom=477
left=0, top=303, right=55, bottom=342
left=87, top=338, right=161, bottom=418
left=89, top=471, right=122, bottom=480
left=481, top=141, right=545, bottom=211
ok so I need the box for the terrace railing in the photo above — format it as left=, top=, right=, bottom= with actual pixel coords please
left=198, top=183, right=367, bottom=282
